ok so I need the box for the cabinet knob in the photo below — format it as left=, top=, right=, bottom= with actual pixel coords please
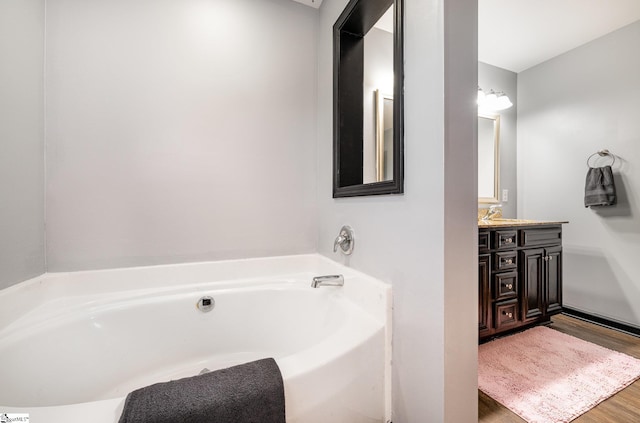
left=504, top=238, right=513, bottom=244
left=549, top=256, right=553, bottom=261
left=502, top=311, right=513, bottom=318
left=504, top=258, right=513, bottom=265
left=506, top=283, right=513, bottom=290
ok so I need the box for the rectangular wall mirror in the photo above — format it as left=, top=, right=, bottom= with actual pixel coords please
left=478, top=113, right=500, bottom=203
left=333, top=0, right=404, bottom=197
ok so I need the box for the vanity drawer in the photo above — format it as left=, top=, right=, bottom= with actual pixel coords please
left=494, top=300, right=519, bottom=329
left=479, top=232, right=490, bottom=251
left=520, top=227, right=562, bottom=247
left=494, top=251, right=517, bottom=271
left=493, top=230, right=517, bottom=250
left=493, top=271, right=518, bottom=301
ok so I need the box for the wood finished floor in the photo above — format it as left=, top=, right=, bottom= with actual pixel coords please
left=479, top=314, right=640, bottom=423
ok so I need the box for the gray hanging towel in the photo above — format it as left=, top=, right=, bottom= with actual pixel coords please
left=584, top=165, right=617, bottom=207
left=118, top=358, right=285, bottom=423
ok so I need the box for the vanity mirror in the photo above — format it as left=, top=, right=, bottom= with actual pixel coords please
left=478, top=113, right=500, bottom=203
left=333, top=0, right=404, bottom=197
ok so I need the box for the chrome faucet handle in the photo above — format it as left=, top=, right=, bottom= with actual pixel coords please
left=333, top=235, right=346, bottom=252
left=333, top=225, right=354, bottom=255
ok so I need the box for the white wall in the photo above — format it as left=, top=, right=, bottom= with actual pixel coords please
left=317, top=0, right=478, bottom=421
left=0, top=0, right=46, bottom=289
left=518, top=21, right=640, bottom=327
left=478, top=62, right=517, bottom=217
left=45, top=0, right=319, bottom=271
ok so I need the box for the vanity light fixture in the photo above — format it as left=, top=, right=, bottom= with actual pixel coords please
left=477, top=87, right=513, bottom=112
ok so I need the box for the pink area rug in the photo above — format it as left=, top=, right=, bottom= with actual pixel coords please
left=478, top=326, right=640, bottom=423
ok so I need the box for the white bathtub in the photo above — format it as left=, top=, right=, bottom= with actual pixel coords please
left=0, top=254, right=391, bottom=423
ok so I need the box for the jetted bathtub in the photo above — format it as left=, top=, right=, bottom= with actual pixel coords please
left=0, top=254, right=391, bottom=423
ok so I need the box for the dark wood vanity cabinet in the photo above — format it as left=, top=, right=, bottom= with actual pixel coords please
left=478, top=224, right=564, bottom=341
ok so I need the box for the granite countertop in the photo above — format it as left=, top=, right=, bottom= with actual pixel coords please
left=478, top=218, right=569, bottom=228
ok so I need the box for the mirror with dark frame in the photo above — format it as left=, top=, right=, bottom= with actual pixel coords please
left=333, top=0, right=404, bottom=198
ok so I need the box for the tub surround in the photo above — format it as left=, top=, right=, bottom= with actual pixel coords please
left=479, top=220, right=567, bottom=342
left=0, top=255, right=389, bottom=331
left=0, top=254, right=392, bottom=423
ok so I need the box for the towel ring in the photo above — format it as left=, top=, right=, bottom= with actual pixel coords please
left=587, top=150, right=615, bottom=168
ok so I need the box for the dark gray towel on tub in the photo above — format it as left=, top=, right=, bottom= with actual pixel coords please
left=584, top=165, right=617, bottom=207
left=118, top=358, right=285, bottom=423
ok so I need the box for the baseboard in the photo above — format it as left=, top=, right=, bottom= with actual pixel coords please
left=562, top=307, right=640, bottom=338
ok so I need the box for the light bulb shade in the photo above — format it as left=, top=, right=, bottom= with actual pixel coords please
left=477, top=88, right=513, bottom=112
left=494, top=93, right=513, bottom=111
left=485, top=91, right=497, bottom=103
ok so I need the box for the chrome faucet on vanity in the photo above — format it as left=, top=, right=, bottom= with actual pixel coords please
left=311, top=274, right=344, bottom=288
left=481, top=204, right=502, bottom=221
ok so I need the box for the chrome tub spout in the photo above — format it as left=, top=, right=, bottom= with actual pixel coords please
left=311, top=274, right=345, bottom=288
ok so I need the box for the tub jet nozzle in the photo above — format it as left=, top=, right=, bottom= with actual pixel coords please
left=197, top=296, right=215, bottom=312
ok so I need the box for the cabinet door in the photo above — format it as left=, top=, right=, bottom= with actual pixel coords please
left=521, top=248, right=544, bottom=321
left=479, top=254, right=491, bottom=337
left=545, top=246, right=563, bottom=314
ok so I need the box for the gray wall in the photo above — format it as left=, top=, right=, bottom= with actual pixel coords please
left=0, top=0, right=46, bottom=289
left=518, top=21, right=640, bottom=326
left=478, top=61, right=518, bottom=217
left=45, top=0, right=318, bottom=270
left=318, top=0, right=478, bottom=421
